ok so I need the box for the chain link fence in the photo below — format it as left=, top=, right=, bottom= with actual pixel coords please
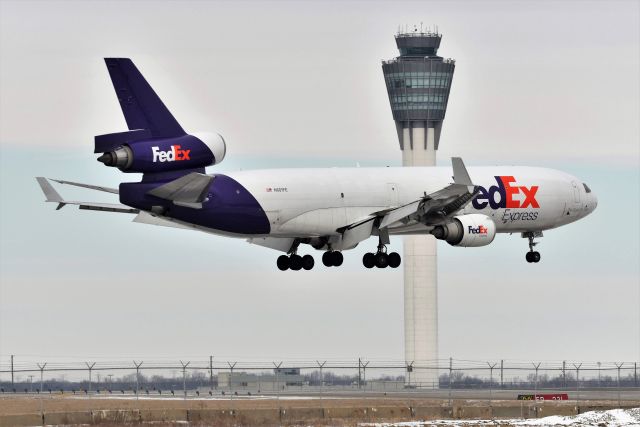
left=1, top=356, right=638, bottom=403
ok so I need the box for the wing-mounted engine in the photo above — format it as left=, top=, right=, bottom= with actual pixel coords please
left=431, top=213, right=496, bottom=247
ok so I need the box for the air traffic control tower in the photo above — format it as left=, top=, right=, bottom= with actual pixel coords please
left=382, top=28, right=455, bottom=387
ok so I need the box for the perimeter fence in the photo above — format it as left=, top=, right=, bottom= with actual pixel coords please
left=0, top=356, right=638, bottom=402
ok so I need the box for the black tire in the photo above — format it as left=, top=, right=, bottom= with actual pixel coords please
left=322, top=251, right=333, bottom=267
left=532, top=251, right=541, bottom=263
left=290, top=254, right=302, bottom=271
left=388, top=252, right=401, bottom=268
left=362, top=252, right=375, bottom=268
left=525, top=252, right=533, bottom=263
left=332, top=251, right=344, bottom=267
left=277, top=255, right=290, bottom=271
left=375, top=252, right=389, bottom=268
left=302, top=255, right=315, bottom=270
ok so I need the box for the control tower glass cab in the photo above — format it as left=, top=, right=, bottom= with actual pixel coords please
left=382, top=31, right=455, bottom=165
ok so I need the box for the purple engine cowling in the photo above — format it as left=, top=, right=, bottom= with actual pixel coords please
left=97, top=133, right=226, bottom=173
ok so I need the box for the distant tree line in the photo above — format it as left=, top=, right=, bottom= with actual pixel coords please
left=1, top=369, right=637, bottom=394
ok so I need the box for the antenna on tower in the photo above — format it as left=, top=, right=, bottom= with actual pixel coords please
left=421, top=22, right=423, bottom=32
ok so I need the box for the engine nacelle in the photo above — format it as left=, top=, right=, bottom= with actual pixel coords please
left=97, top=132, right=226, bottom=173
left=431, top=214, right=496, bottom=247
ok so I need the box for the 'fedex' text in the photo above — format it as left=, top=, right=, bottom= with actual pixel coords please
left=472, top=176, right=539, bottom=210
left=152, top=145, right=191, bottom=163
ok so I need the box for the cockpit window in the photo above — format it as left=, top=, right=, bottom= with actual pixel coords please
left=583, top=183, right=591, bottom=193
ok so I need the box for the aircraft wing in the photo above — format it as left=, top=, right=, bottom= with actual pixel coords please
left=379, top=157, right=477, bottom=229
left=336, top=158, right=478, bottom=248
left=36, top=177, right=138, bottom=214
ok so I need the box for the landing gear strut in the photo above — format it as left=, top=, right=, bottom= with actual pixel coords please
left=523, top=231, right=541, bottom=263
left=363, top=239, right=401, bottom=269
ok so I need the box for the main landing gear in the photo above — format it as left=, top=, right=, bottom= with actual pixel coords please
left=362, top=240, right=401, bottom=269
left=322, top=250, right=343, bottom=267
left=523, top=231, right=541, bottom=263
left=277, top=253, right=315, bottom=271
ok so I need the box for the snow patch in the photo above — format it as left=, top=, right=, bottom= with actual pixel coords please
left=360, top=407, right=640, bottom=427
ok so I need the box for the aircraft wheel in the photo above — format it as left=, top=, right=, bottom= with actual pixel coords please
left=525, top=252, right=533, bottom=263
left=332, top=251, right=344, bottom=267
left=531, top=251, right=541, bottom=263
left=289, top=254, right=303, bottom=271
left=375, top=252, right=389, bottom=268
left=322, top=251, right=333, bottom=267
left=302, top=255, right=315, bottom=270
left=277, top=255, right=290, bottom=271
left=387, top=252, right=401, bottom=268
left=362, top=252, right=375, bottom=268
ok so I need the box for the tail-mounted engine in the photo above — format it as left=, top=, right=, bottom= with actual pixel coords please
left=431, top=214, right=496, bottom=247
left=96, top=130, right=226, bottom=173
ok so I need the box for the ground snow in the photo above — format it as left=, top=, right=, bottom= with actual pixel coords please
left=360, top=407, right=640, bottom=427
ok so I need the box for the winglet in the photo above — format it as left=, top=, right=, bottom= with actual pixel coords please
left=451, top=157, right=474, bottom=192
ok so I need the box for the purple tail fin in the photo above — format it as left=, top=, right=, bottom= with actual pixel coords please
left=104, top=58, right=185, bottom=138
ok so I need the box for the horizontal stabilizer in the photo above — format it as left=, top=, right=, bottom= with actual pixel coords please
left=36, top=177, right=137, bottom=214
left=36, top=177, right=63, bottom=203
left=104, top=58, right=185, bottom=138
left=51, top=179, right=119, bottom=194
left=146, top=172, right=213, bottom=208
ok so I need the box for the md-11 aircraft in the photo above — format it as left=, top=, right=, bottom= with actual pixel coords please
left=37, top=58, right=597, bottom=270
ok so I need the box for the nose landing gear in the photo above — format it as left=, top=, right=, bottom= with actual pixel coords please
left=523, top=231, right=542, bottom=263
left=363, top=240, right=401, bottom=269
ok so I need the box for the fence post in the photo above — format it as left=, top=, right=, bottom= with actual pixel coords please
left=635, top=362, right=637, bottom=387
left=562, top=360, right=566, bottom=389
left=85, top=362, right=95, bottom=396
left=615, top=362, right=623, bottom=408
left=532, top=362, right=540, bottom=399
left=209, top=356, right=214, bottom=392
left=487, top=362, right=496, bottom=406
left=180, top=361, right=190, bottom=400
left=133, top=361, right=143, bottom=400
left=405, top=361, right=414, bottom=389
left=316, top=360, right=326, bottom=401
left=448, top=357, right=453, bottom=407
left=273, top=362, right=282, bottom=401
left=37, top=362, right=46, bottom=416
left=226, top=362, right=237, bottom=402
left=10, top=355, right=14, bottom=388
left=361, top=360, right=369, bottom=392
left=573, top=363, right=582, bottom=409
left=500, top=359, right=503, bottom=389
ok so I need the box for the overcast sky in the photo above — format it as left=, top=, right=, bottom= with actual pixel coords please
left=0, top=0, right=638, bottom=373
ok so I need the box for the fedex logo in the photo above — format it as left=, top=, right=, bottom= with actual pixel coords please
left=151, top=145, right=191, bottom=163
left=472, top=176, right=539, bottom=210
left=468, top=225, right=488, bottom=234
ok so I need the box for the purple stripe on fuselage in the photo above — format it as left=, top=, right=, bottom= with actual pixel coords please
left=120, top=174, right=270, bottom=235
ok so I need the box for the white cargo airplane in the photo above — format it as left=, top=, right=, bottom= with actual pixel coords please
left=37, top=59, right=598, bottom=270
